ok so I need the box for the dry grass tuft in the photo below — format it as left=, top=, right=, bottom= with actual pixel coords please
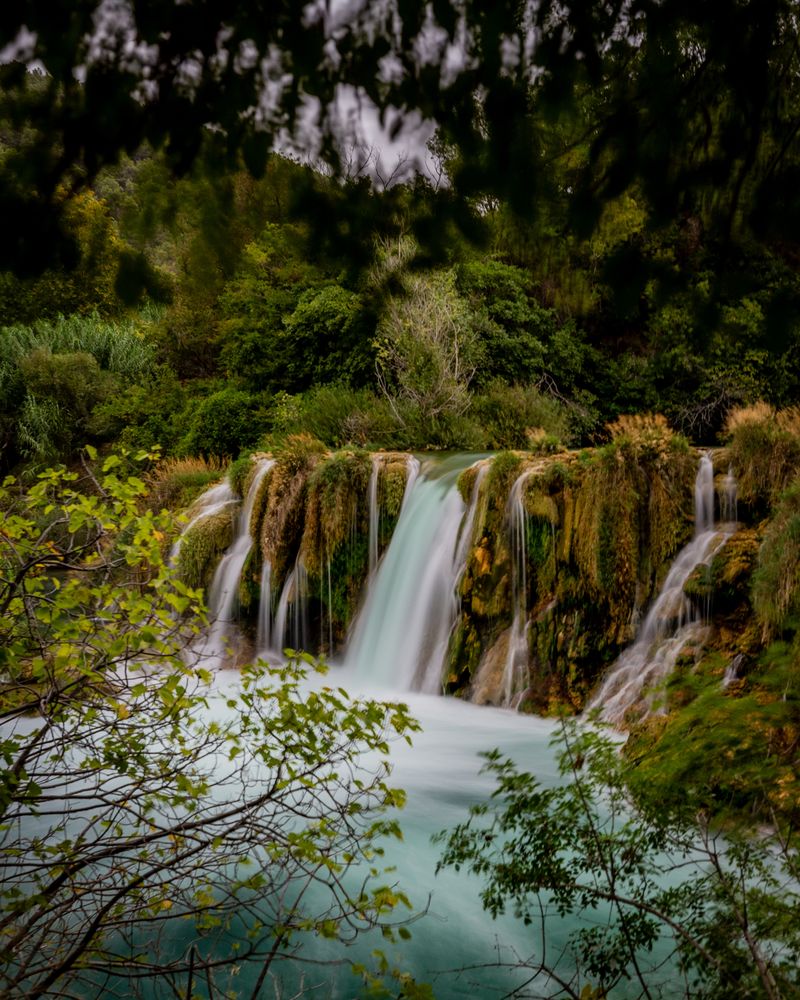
left=723, top=402, right=775, bottom=436
left=606, top=413, right=675, bottom=457
left=148, top=455, right=227, bottom=510
left=724, top=403, right=800, bottom=510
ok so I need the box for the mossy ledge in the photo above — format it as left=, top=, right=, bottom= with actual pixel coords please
left=177, top=503, right=238, bottom=591
left=450, top=422, right=697, bottom=711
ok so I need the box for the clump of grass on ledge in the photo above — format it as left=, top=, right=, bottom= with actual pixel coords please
left=147, top=455, right=227, bottom=510
left=724, top=402, right=800, bottom=512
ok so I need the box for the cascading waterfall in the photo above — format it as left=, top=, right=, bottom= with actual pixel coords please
left=503, top=469, right=533, bottom=706
left=196, top=458, right=274, bottom=667
left=694, top=451, right=715, bottom=533
left=344, top=456, right=482, bottom=693
left=403, top=455, right=421, bottom=504
left=169, top=480, right=237, bottom=564
left=367, top=453, right=381, bottom=576
left=270, top=559, right=311, bottom=654
left=589, top=453, right=736, bottom=724
left=454, top=462, right=489, bottom=582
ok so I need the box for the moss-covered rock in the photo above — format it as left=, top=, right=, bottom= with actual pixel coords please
left=260, top=436, right=326, bottom=590
left=449, top=438, right=696, bottom=708
left=177, top=504, right=238, bottom=591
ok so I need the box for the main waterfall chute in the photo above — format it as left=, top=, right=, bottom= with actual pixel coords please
left=344, top=456, right=485, bottom=693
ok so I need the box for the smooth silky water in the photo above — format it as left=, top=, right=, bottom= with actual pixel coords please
left=220, top=677, right=565, bottom=998
left=99, top=453, right=725, bottom=996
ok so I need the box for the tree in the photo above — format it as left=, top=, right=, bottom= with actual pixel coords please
left=0, top=451, right=421, bottom=998
left=436, top=721, right=800, bottom=999
left=3, top=2, right=800, bottom=281
left=375, top=257, right=482, bottom=425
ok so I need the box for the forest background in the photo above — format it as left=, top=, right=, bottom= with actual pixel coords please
left=2, top=1, right=800, bottom=469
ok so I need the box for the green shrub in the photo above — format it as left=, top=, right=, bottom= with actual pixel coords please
left=88, top=366, right=188, bottom=453
left=470, top=381, right=570, bottom=450
left=272, top=385, right=398, bottom=448
left=0, top=312, right=158, bottom=462
left=752, top=478, right=800, bottom=634
left=179, top=387, right=270, bottom=458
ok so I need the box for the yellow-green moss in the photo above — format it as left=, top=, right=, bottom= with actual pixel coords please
left=301, top=450, right=370, bottom=576
left=457, top=465, right=479, bottom=505
left=177, top=504, right=237, bottom=590
left=260, top=438, right=326, bottom=588
left=753, top=480, right=800, bottom=633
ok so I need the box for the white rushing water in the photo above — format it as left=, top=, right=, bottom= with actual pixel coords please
left=195, top=458, right=274, bottom=667
left=255, top=560, right=272, bottom=653
left=168, top=480, right=237, bottom=565
left=503, top=468, right=533, bottom=706
left=367, top=452, right=381, bottom=576
left=590, top=453, right=736, bottom=724
left=344, top=455, right=481, bottom=693
left=270, top=558, right=310, bottom=654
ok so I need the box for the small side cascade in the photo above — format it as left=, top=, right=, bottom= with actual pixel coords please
left=454, top=462, right=490, bottom=579
left=590, top=453, right=737, bottom=725
left=196, top=458, right=274, bottom=668
left=723, top=652, right=746, bottom=688
left=502, top=469, right=533, bottom=707
left=271, top=559, right=310, bottom=654
left=344, top=456, right=479, bottom=693
left=169, top=481, right=237, bottom=565
left=367, top=453, right=381, bottom=576
left=256, top=561, right=272, bottom=653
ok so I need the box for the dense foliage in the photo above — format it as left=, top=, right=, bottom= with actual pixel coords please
left=2, top=3, right=800, bottom=464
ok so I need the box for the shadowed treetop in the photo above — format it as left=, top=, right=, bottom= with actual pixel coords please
left=1, top=0, right=799, bottom=275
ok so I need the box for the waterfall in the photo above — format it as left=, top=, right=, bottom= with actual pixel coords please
left=723, top=652, right=746, bottom=688
left=589, top=455, right=736, bottom=725
left=256, top=561, right=272, bottom=653
left=694, top=452, right=715, bottom=535
left=344, top=456, right=482, bottom=693
left=196, top=458, right=274, bottom=668
left=169, top=480, right=237, bottom=564
left=454, top=463, right=489, bottom=580
left=503, top=470, right=533, bottom=706
left=403, top=455, right=421, bottom=503
left=271, top=558, right=310, bottom=654
left=367, top=454, right=381, bottom=576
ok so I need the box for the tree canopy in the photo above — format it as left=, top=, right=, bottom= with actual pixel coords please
left=2, top=1, right=800, bottom=275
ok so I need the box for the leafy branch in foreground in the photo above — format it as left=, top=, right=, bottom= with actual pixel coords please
left=0, top=452, right=422, bottom=998
left=436, top=722, right=800, bottom=999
